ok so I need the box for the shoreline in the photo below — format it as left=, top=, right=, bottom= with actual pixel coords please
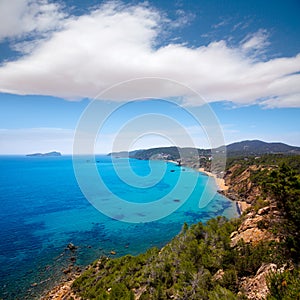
left=42, top=276, right=78, bottom=300
left=198, top=168, right=248, bottom=216
left=198, top=168, right=228, bottom=192
left=42, top=164, right=235, bottom=299
left=165, top=160, right=228, bottom=192
left=166, top=159, right=180, bottom=165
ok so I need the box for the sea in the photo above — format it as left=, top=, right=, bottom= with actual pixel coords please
left=0, top=155, right=238, bottom=299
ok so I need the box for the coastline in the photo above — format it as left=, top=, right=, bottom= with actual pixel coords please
left=35, top=154, right=297, bottom=300
left=166, top=160, right=228, bottom=192
left=42, top=164, right=236, bottom=299
left=166, top=159, right=179, bottom=165
left=198, top=168, right=228, bottom=192
left=42, top=277, right=78, bottom=300
left=198, top=168, right=248, bottom=216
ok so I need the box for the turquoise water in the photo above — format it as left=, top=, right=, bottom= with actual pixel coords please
left=0, top=156, right=238, bottom=299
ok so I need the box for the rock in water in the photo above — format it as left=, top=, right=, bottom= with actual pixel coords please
left=67, top=243, right=77, bottom=252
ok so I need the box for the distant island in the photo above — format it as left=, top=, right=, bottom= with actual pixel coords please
left=26, top=151, right=62, bottom=157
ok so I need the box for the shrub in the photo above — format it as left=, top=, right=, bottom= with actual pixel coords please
left=267, top=269, right=300, bottom=300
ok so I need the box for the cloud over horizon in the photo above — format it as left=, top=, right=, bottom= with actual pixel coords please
left=0, top=1, right=299, bottom=108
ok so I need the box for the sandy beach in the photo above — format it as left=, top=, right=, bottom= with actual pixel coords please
left=166, top=160, right=179, bottom=165
left=166, top=162, right=228, bottom=192
left=198, top=168, right=228, bottom=192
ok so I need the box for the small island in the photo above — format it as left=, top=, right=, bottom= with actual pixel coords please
left=26, top=151, right=62, bottom=157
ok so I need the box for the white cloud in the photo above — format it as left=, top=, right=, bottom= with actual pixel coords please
left=172, top=9, right=195, bottom=28
left=241, top=29, right=270, bottom=52
left=0, top=2, right=299, bottom=108
left=212, top=18, right=230, bottom=29
left=0, top=0, right=66, bottom=42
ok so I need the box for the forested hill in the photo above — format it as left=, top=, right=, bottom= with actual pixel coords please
left=224, top=140, right=300, bottom=156
left=109, top=140, right=300, bottom=160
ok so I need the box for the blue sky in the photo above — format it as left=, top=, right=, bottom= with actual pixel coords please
left=0, top=0, right=299, bottom=154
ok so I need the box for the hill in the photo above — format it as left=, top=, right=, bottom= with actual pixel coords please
left=26, top=151, right=62, bottom=157
left=109, top=141, right=300, bottom=173
left=109, top=140, right=300, bottom=161
left=225, top=140, right=300, bottom=156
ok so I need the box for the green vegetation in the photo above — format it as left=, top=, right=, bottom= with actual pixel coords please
left=72, top=217, right=289, bottom=299
left=226, top=155, right=300, bottom=299
left=72, top=154, right=300, bottom=299
left=226, top=154, right=300, bottom=177
left=132, top=146, right=211, bottom=162
left=73, top=217, right=242, bottom=299
left=267, top=269, right=300, bottom=300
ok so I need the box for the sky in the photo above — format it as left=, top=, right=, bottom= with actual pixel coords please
left=0, top=0, right=299, bottom=154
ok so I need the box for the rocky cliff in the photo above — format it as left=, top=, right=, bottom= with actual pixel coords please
left=222, top=163, right=292, bottom=300
left=223, top=164, right=265, bottom=203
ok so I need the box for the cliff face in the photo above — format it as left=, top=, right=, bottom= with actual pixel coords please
left=224, top=164, right=264, bottom=203
left=224, top=163, right=284, bottom=245
left=224, top=164, right=286, bottom=300
left=229, top=206, right=282, bottom=300
left=230, top=207, right=280, bottom=247
left=224, top=164, right=282, bottom=247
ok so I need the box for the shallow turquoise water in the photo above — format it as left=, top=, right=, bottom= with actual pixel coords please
left=0, top=155, right=237, bottom=299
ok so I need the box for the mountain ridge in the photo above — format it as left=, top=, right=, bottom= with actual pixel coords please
left=225, top=140, right=300, bottom=155
left=109, top=140, right=300, bottom=160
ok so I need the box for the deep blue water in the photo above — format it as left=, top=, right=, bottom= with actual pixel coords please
left=0, top=156, right=238, bottom=299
